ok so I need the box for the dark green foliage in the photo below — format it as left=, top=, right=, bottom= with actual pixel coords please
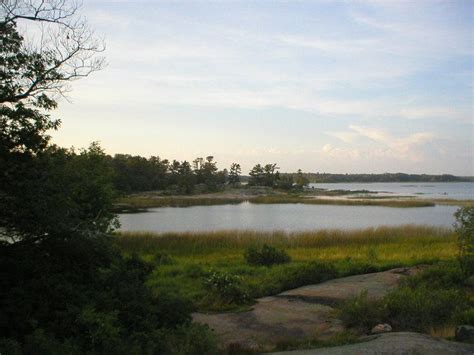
left=275, top=175, right=294, bottom=190
left=384, top=286, right=467, bottom=331
left=245, top=244, right=291, bottom=266
left=110, top=154, right=170, bottom=193
left=457, top=308, right=474, bottom=326
left=271, top=262, right=337, bottom=292
left=109, top=154, right=232, bottom=194
left=294, top=169, right=310, bottom=189
left=339, top=291, right=386, bottom=332
left=228, top=163, right=242, bottom=185
left=248, top=163, right=280, bottom=187
left=153, top=252, right=175, bottom=266
left=204, top=270, right=249, bottom=304
left=295, top=172, right=472, bottom=183
left=455, top=207, right=474, bottom=275
left=0, top=234, right=209, bottom=353
left=340, top=264, right=471, bottom=333
left=0, top=5, right=217, bottom=353
left=1, top=143, right=117, bottom=241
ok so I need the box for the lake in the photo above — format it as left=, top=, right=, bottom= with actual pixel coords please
left=309, top=182, right=474, bottom=200
left=118, top=203, right=460, bottom=234
left=118, top=182, right=473, bottom=233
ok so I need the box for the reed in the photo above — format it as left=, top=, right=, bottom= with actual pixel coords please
left=116, top=225, right=454, bottom=256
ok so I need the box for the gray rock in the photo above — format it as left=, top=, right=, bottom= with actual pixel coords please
left=456, top=325, right=474, bottom=343
left=371, top=323, right=392, bottom=334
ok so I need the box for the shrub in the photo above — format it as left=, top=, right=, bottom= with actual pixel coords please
left=339, top=290, right=387, bottom=332
left=277, top=262, right=337, bottom=290
left=402, top=264, right=464, bottom=289
left=204, top=270, right=249, bottom=304
left=456, top=308, right=474, bottom=326
left=153, top=252, right=175, bottom=266
left=454, top=207, right=474, bottom=275
left=245, top=244, right=291, bottom=266
left=384, top=286, right=467, bottom=331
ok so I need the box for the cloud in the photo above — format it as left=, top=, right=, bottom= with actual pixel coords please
left=326, top=125, right=437, bottom=162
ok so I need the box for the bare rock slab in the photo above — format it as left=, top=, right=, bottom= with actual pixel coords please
left=193, top=267, right=424, bottom=350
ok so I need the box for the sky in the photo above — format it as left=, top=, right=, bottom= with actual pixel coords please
left=51, top=0, right=473, bottom=175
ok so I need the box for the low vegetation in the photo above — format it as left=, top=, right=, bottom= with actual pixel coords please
left=339, top=208, right=474, bottom=338
left=339, top=264, right=473, bottom=334
left=245, top=244, right=292, bottom=266
left=116, top=226, right=457, bottom=311
left=116, top=193, right=442, bottom=210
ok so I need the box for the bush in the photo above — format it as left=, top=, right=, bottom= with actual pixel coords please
left=277, top=262, right=337, bottom=290
left=384, top=286, right=467, bottom=331
left=245, top=244, right=291, bottom=266
left=455, top=207, right=474, bottom=275
left=204, top=270, right=249, bottom=304
left=339, top=265, right=471, bottom=333
left=402, top=264, right=465, bottom=289
left=339, top=291, right=387, bottom=332
left=456, top=308, right=474, bottom=326
left=0, top=234, right=202, bottom=353
left=153, top=252, right=175, bottom=266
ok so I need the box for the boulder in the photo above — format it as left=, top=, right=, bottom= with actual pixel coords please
left=455, top=325, right=474, bottom=343
left=371, top=323, right=392, bottom=334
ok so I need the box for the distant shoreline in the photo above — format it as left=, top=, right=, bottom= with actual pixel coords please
left=277, top=173, right=474, bottom=184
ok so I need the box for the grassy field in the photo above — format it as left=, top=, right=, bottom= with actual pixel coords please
left=116, top=226, right=457, bottom=311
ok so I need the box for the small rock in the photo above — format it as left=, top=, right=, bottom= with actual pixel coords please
left=455, top=325, right=474, bottom=343
left=465, top=275, right=474, bottom=287
left=371, top=323, right=392, bottom=334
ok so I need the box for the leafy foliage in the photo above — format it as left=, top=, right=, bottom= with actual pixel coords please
left=455, top=207, right=474, bottom=275
left=0, top=3, right=218, bottom=353
left=0, top=235, right=214, bottom=353
left=1, top=143, right=118, bottom=242
left=245, top=244, right=291, bottom=266
left=204, top=270, right=249, bottom=304
left=340, top=264, right=471, bottom=333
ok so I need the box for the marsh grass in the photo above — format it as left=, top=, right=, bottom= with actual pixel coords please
left=117, top=225, right=454, bottom=255
left=115, top=226, right=457, bottom=311
left=116, top=194, right=441, bottom=209
left=117, top=196, right=246, bottom=208
left=249, top=196, right=435, bottom=207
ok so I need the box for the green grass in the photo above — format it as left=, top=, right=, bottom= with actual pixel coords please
left=115, top=226, right=457, bottom=311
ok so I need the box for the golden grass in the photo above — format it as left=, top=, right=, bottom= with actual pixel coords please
left=249, top=196, right=435, bottom=207
left=431, top=199, right=474, bottom=207
left=116, top=225, right=456, bottom=262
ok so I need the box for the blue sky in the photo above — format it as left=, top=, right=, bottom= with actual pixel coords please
left=52, top=0, right=473, bottom=174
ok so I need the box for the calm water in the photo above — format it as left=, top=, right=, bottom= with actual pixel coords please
left=118, top=182, right=472, bottom=233
left=309, top=182, right=474, bottom=200
left=119, top=203, right=459, bottom=233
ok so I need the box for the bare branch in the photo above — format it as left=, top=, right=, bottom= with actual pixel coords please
left=1, top=0, right=105, bottom=105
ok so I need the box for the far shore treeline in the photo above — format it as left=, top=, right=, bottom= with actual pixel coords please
left=106, top=153, right=473, bottom=195
left=287, top=172, right=474, bottom=184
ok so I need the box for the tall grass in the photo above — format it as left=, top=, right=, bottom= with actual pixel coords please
left=116, top=225, right=454, bottom=256
left=249, top=196, right=435, bottom=207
